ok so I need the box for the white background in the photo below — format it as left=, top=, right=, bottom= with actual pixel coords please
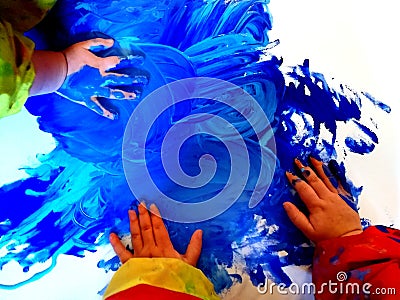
left=0, top=0, right=399, bottom=299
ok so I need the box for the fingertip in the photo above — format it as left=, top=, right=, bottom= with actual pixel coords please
left=149, top=203, right=158, bottom=213
left=138, top=201, right=147, bottom=211
left=195, top=229, right=203, bottom=240
left=283, top=202, right=296, bottom=214
left=97, top=37, right=115, bottom=47
left=106, top=112, right=117, bottom=121
left=294, top=158, right=305, bottom=169
left=128, top=209, right=137, bottom=220
left=109, top=232, right=119, bottom=243
left=286, top=172, right=303, bottom=186
left=309, top=156, right=322, bottom=166
left=285, top=171, right=294, bottom=179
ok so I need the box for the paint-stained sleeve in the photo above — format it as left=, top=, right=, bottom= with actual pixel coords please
left=312, top=226, right=400, bottom=300
left=103, top=257, right=220, bottom=300
left=0, top=0, right=57, bottom=118
left=0, top=19, right=36, bottom=118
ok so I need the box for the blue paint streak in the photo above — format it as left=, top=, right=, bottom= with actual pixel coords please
left=329, top=247, right=345, bottom=265
left=361, top=91, right=391, bottom=113
left=1, top=0, right=390, bottom=294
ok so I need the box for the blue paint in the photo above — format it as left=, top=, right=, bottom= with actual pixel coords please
left=249, top=264, right=266, bottom=287
left=361, top=91, right=391, bottom=113
left=322, top=164, right=339, bottom=188
left=350, top=269, right=370, bottom=281
left=345, top=137, right=376, bottom=154
left=345, top=120, right=379, bottom=154
left=329, top=247, right=345, bottom=265
left=389, top=237, right=400, bottom=244
left=375, top=225, right=390, bottom=233
left=0, top=0, right=390, bottom=295
left=97, top=256, right=121, bottom=273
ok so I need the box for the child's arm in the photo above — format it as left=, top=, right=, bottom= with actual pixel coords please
left=284, top=157, right=399, bottom=299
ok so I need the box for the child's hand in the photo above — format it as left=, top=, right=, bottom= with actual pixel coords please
left=109, top=203, right=203, bottom=267
left=284, top=157, right=363, bottom=244
left=58, top=38, right=149, bottom=120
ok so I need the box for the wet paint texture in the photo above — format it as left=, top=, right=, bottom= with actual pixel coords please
left=0, top=0, right=390, bottom=294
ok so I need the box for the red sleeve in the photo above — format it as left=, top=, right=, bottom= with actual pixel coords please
left=312, top=226, right=400, bottom=299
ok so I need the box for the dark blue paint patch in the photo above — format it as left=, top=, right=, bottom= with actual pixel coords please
left=375, top=225, right=390, bottom=233
left=345, top=137, right=376, bottom=154
left=229, top=273, right=243, bottom=284
left=322, top=164, right=339, bottom=188
left=389, top=237, right=400, bottom=244
left=361, top=218, right=372, bottom=229
left=249, top=264, right=266, bottom=287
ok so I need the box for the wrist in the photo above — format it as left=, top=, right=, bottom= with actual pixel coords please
left=30, top=50, right=68, bottom=95
left=340, top=228, right=363, bottom=237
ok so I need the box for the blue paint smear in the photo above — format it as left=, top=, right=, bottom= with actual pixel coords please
left=329, top=247, right=345, bottom=265
left=350, top=269, right=370, bottom=281
left=1, top=0, right=390, bottom=294
left=345, top=120, right=379, bottom=154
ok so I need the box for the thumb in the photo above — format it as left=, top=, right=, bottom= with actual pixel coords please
left=283, top=202, right=315, bottom=239
left=109, top=233, right=133, bottom=264
left=86, top=96, right=117, bottom=120
left=184, top=229, right=203, bottom=267
left=79, top=38, right=115, bottom=50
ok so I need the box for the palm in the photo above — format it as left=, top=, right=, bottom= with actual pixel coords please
left=110, top=203, right=202, bottom=267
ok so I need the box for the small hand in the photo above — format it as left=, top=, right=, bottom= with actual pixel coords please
left=58, top=38, right=149, bottom=120
left=284, top=157, right=363, bottom=243
left=110, top=203, right=203, bottom=267
left=62, top=38, right=121, bottom=77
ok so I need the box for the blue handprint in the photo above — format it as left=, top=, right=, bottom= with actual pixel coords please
left=57, top=38, right=150, bottom=120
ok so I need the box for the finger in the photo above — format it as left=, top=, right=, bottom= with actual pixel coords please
left=286, top=171, right=321, bottom=209
left=108, top=89, right=137, bottom=100
left=89, top=96, right=117, bottom=120
left=294, top=159, right=333, bottom=198
left=103, top=74, right=149, bottom=89
left=129, top=210, right=143, bottom=252
left=114, top=54, right=145, bottom=68
left=96, top=56, right=121, bottom=77
left=97, top=83, right=137, bottom=100
left=328, top=160, right=353, bottom=196
left=101, top=74, right=139, bottom=86
left=283, top=202, right=315, bottom=240
left=109, top=233, right=133, bottom=264
left=138, top=203, right=156, bottom=248
left=149, top=204, right=174, bottom=248
left=184, top=229, right=203, bottom=267
left=80, top=38, right=115, bottom=50
left=309, top=157, right=338, bottom=193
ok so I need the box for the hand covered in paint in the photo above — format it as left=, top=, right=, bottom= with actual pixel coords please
left=57, top=38, right=149, bottom=120
left=284, top=157, right=363, bottom=243
left=110, top=203, right=203, bottom=267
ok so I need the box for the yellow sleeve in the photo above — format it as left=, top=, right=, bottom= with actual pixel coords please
left=0, top=20, right=36, bottom=118
left=0, top=0, right=57, bottom=118
left=104, top=258, right=220, bottom=300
